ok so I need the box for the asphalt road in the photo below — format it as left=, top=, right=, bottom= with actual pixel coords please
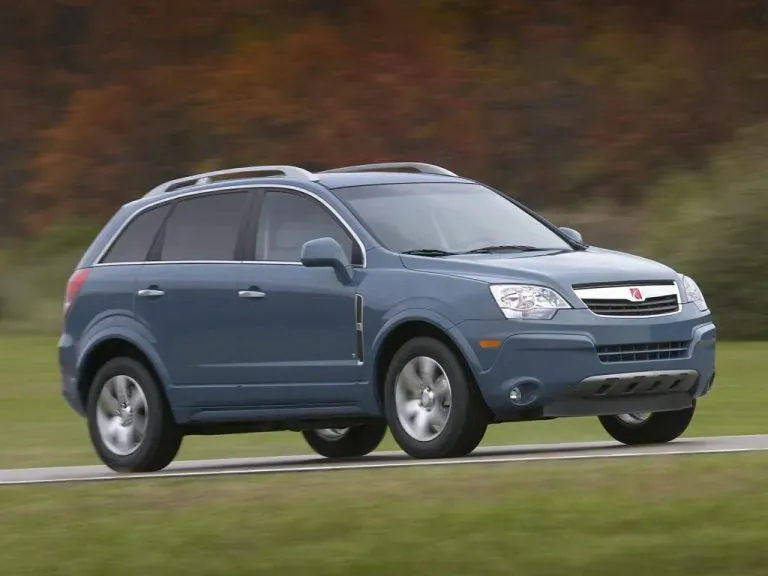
left=2, top=434, right=767, bottom=486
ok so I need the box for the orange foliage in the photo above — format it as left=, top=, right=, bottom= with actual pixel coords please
left=2, top=0, right=767, bottom=235
left=201, top=1, right=490, bottom=172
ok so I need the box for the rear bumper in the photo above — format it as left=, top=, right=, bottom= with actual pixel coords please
left=455, top=308, right=716, bottom=421
left=58, top=333, right=86, bottom=417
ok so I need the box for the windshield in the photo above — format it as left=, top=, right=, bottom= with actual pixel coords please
left=333, top=182, right=574, bottom=255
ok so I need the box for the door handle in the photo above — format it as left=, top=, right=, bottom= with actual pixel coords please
left=238, top=290, right=266, bottom=299
left=137, top=289, right=165, bottom=298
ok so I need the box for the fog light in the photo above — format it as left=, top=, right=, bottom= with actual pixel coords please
left=509, top=386, right=523, bottom=405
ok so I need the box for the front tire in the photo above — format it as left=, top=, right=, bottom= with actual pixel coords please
left=598, top=402, right=696, bottom=445
left=383, top=337, right=489, bottom=459
left=302, top=422, right=388, bottom=458
left=87, top=356, right=182, bottom=473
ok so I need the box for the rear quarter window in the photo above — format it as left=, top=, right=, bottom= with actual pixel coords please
left=100, top=204, right=172, bottom=264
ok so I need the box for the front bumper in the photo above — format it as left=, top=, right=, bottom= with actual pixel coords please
left=455, top=305, right=716, bottom=421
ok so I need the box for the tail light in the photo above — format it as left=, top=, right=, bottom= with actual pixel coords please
left=64, top=268, right=90, bottom=313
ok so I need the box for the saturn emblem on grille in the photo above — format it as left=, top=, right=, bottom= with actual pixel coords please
left=628, top=287, right=644, bottom=301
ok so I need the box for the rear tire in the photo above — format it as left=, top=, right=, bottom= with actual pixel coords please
left=87, top=356, right=182, bottom=473
left=598, top=402, right=696, bottom=445
left=383, top=336, right=489, bottom=459
left=302, top=422, right=387, bottom=458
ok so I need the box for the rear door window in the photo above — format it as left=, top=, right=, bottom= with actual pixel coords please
left=159, top=191, right=251, bottom=261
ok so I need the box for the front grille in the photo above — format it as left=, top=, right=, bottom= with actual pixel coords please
left=596, top=341, right=691, bottom=363
left=582, top=294, right=679, bottom=317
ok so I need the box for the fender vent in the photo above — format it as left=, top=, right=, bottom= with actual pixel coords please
left=355, top=294, right=364, bottom=363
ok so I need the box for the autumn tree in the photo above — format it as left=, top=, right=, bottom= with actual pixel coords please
left=7, top=0, right=768, bottom=232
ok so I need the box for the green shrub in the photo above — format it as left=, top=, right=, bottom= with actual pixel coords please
left=0, top=218, right=98, bottom=333
left=642, top=123, right=768, bottom=339
left=0, top=249, right=84, bottom=333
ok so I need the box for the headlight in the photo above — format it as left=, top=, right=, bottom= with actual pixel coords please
left=489, top=284, right=571, bottom=320
left=682, top=276, right=708, bottom=312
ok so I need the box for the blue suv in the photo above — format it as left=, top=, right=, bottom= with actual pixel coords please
left=59, top=162, right=716, bottom=472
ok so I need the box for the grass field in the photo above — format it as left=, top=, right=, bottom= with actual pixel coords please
left=0, top=336, right=765, bottom=469
left=2, top=454, right=768, bottom=574
left=2, top=336, right=767, bottom=575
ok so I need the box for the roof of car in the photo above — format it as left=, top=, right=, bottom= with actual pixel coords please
left=124, top=164, right=473, bottom=212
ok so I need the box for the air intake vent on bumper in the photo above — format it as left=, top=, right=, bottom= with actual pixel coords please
left=596, top=341, right=692, bottom=363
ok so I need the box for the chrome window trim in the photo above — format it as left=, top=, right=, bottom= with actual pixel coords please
left=93, top=184, right=368, bottom=268
left=93, top=260, right=303, bottom=267
left=572, top=282, right=682, bottom=318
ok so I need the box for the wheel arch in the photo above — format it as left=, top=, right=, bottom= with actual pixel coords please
left=371, top=315, right=486, bottom=412
left=77, top=336, right=173, bottom=418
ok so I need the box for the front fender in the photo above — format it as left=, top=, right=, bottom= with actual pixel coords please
left=370, top=307, right=484, bottom=388
left=379, top=296, right=466, bottom=327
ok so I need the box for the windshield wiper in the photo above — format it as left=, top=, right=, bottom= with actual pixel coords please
left=401, top=248, right=459, bottom=257
left=462, top=245, right=553, bottom=254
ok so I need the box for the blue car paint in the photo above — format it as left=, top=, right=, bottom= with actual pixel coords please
left=59, top=171, right=716, bottom=427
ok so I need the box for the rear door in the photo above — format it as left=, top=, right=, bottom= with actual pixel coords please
left=134, top=189, right=257, bottom=409
left=79, top=202, right=174, bottom=354
left=231, top=188, right=366, bottom=412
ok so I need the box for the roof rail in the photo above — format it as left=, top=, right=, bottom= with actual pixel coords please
left=144, top=165, right=319, bottom=197
left=320, top=162, right=458, bottom=177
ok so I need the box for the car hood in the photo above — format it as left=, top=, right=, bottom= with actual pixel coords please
left=400, top=246, right=680, bottom=289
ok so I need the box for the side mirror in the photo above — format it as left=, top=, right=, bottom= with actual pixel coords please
left=300, top=237, right=354, bottom=284
left=559, top=227, right=583, bottom=244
